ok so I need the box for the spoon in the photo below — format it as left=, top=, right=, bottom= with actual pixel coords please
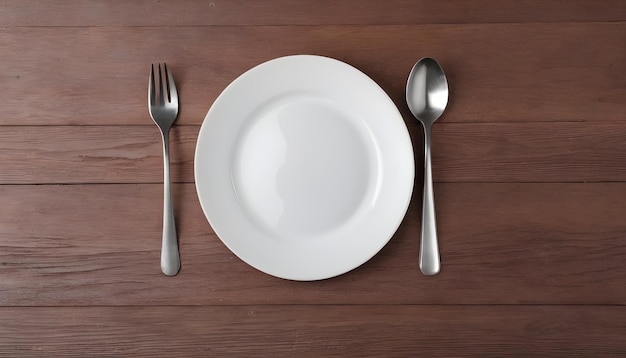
left=406, top=57, right=449, bottom=276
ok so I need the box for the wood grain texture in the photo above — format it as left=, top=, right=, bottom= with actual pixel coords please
left=1, top=183, right=624, bottom=305
left=434, top=122, right=626, bottom=183
left=2, top=1, right=625, bottom=355
left=0, top=305, right=624, bottom=357
left=0, top=0, right=624, bottom=26
left=0, top=126, right=197, bottom=184
left=1, top=23, right=624, bottom=126
left=1, top=123, right=624, bottom=184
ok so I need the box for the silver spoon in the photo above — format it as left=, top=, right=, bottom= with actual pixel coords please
left=406, top=57, right=449, bottom=276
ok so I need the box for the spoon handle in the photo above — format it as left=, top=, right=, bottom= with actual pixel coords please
left=420, top=125, right=441, bottom=275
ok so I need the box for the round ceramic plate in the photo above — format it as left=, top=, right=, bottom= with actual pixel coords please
left=195, top=55, right=414, bottom=280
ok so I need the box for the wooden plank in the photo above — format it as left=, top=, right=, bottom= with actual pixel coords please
left=0, top=305, right=624, bottom=357
left=1, top=183, right=624, bottom=306
left=0, top=0, right=624, bottom=26
left=433, top=122, right=626, bottom=183
left=1, top=123, right=625, bottom=184
left=0, top=126, right=197, bottom=184
left=0, top=23, right=623, bottom=125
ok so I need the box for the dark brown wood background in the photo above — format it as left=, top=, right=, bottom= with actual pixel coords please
left=1, top=1, right=625, bottom=356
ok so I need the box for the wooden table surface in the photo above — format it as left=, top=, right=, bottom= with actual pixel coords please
left=1, top=1, right=625, bottom=356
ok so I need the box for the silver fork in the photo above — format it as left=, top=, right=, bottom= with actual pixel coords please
left=148, top=63, right=180, bottom=276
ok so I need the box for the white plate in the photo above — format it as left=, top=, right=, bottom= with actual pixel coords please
left=195, top=55, right=414, bottom=280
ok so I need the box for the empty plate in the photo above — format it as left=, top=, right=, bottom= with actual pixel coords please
left=195, top=55, right=414, bottom=280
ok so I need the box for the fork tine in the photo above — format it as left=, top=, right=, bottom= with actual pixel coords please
left=165, top=63, right=178, bottom=105
left=158, top=64, right=165, bottom=105
left=149, top=64, right=155, bottom=106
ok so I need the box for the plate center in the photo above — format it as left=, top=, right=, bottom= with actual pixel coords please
left=232, top=94, right=376, bottom=240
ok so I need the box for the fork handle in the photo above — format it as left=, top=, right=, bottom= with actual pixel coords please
left=161, top=131, right=180, bottom=276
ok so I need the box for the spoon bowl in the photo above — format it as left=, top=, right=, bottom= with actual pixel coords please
left=407, top=58, right=448, bottom=125
left=406, top=57, right=449, bottom=276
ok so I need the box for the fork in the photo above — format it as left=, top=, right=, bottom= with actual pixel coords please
left=149, top=63, right=180, bottom=276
